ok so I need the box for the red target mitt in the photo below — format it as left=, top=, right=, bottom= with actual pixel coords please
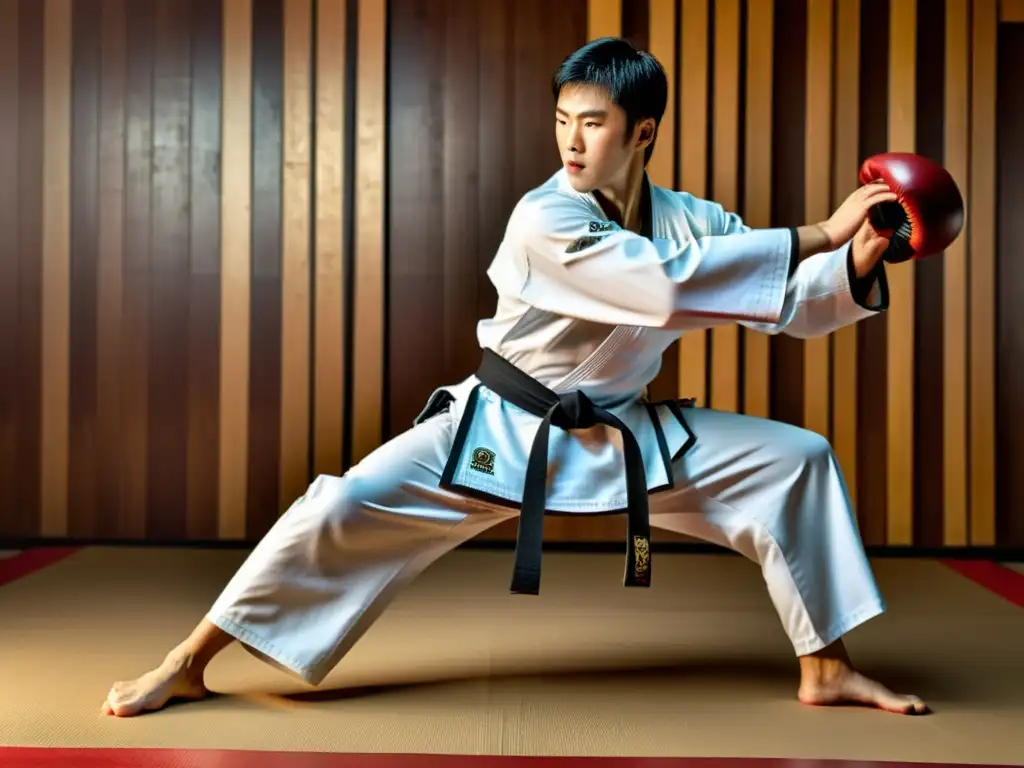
left=857, top=152, right=965, bottom=263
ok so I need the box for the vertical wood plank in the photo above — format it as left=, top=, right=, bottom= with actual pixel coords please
left=97, top=0, right=127, bottom=538
left=121, top=0, right=155, bottom=540
left=856, top=0, right=889, bottom=546
left=247, top=0, right=284, bottom=537
left=313, top=0, right=346, bottom=479
left=386, top=0, right=446, bottom=440
left=1001, top=0, right=1024, bottom=22
left=912, top=0, right=946, bottom=547
left=442, top=0, right=482, bottom=387
left=886, top=0, right=915, bottom=546
left=470, top=2, right=518, bottom=544
left=802, top=0, right=833, bottom=438
left=677, top=0, right=708, bottom=405
left=69, top=0, right=101, bottom=537
left=646, top=0, right=675, bottom=190
left=996, top=21, right=1024, bottom=547
left=969, top=0, right=997, bottom=546
left=15, top=0, right=46, bottom=538
left=147, top=0, right=192, bottom=540
left=832, top=0, right=860, bottom=507
left=644, top=0, right=679, bottom=406
left=587, top=0, right=620, bottom=40
left=742, top=0, right=773, bottom=420
left=942, top=0, right=968, bottom=546
left=769, top=0, right=806, bottom=430
left=187, top=0, right=223, bottom=539
left=0, top=0, right=19, bottom=535
left=350, top=0, right=387, bottom=465
left=709, top=0, right=741, bottom=414
left=280, top=0, right=313, bottom=509
left=218, top=0, right=252, bottom=539
left=40, top=0, right=73, bottom=537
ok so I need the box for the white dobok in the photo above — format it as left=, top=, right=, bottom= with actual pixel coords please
left=209, top=169, right=889, bottom=686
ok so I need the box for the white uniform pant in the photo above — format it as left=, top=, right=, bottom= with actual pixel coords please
left=208, top=407, right=886, bottom=686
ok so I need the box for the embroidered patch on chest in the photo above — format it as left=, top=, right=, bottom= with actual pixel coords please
left=589, top=220, right=615, bottom=233
left=470, top=447, right=496, bottom=475
left=566, top=235, right=606, bottom=253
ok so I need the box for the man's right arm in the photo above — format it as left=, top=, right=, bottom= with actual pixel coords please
left=512, top=195, right=795, bottom=331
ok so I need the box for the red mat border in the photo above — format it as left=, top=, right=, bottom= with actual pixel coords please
left=0, top=547, right=80, bottom=587
left=0, top=750, right=1018, bottom=768
left=941, top=559, right=1024, bottom=608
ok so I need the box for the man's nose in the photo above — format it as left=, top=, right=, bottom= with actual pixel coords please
left=566, top=125, right=582, bottom=153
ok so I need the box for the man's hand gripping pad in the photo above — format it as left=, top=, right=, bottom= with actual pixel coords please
left=858, top=152, right=965, bottom=263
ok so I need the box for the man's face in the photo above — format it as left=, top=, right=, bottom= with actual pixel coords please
left=555, top=84, right=644, bottom=193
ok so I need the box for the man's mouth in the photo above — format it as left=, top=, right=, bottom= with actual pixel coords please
left=566, top=160, right=585, bottom=173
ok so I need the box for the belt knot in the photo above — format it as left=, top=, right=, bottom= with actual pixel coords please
left=549, top=390, right=597, bottom=430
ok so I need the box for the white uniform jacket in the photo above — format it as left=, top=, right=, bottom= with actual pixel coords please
left=413, top=169, right=888, bottom=517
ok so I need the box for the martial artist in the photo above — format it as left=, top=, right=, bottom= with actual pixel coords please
left=103, top=37, right=929, bottom=717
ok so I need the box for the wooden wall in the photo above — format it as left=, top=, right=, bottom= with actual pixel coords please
left=0, top=0, right=1021, bottom=550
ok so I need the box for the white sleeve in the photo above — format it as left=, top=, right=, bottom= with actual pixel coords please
left=707, top=204, right=890, bottom=339
left=514, top=194, right=793, bottom=330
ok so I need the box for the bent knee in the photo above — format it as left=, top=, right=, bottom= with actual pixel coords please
left=295, top=472, right=451, bottom=545
left=788, top=427, right=834, bottom=464
left=761, top=422, right=836, bottom=477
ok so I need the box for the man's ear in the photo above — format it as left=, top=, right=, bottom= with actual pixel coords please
left=636, top=118, right=657, bottom=150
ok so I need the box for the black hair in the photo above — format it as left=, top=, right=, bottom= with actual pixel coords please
left=551, top=37, right=668, bottom=165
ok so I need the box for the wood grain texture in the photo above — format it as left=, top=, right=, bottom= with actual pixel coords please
left=769, top=0, right=806, bottom=431
left=943, top=0, right=969, bottom=546
left=97, top=0, right=127, bottom=538
left=709, top=0, right=741, bottom=415
left=1002, top=0, right=1024, bottom=22
left=885, top=0, right=916, bottom=547
left=313, top=0, right=347, bottom=481
left=1, top=0, right=1021, bottom=550
left=856, top=0, right=889, bottom=547
left=970, top=0, right=997, bottom=546
left=742, top=0, right=773, bottom=420
left=0, top=0, right=20, bottom=536
left=350, top=0, right=386, bottom=465
left=802, top=0, right=833, bottom=439
left=280, top=0, right=312, bottom=511
left=247, top=0, right=284, bottom=537
left=831, top=0, right=861, bottom=508
left=187, top=0, right=223, bottom=540
left=997, top=20, right=1024, bottom=547
left=912, top=0, right=946, bottom=548
left=676, top=0, right=709, bottom=406
left=587, top=0, right=620, bottom=40
left=122, top=0, right=155, bottom=540
left=69, top=0, right=101, bottom=538
left=218, top=0, right=252, bottom=539
left=40, top=0, right=72, bottom=537
left=147, top=0, right=192, bottom=540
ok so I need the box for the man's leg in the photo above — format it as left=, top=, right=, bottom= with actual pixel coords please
left=648, top=407, right=927, bottom=715
left=102, top=409, right=516, bottom=717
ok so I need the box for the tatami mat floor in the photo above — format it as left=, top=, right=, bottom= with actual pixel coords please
left=0, top=547, right=1021, bottom=765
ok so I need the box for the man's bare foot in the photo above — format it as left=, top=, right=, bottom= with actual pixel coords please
left=798, top=641, right=928, bottom=715
left=101, top=649, right=208, bottom=717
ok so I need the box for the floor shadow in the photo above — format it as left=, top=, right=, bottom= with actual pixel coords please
left=276, top=653, right=945, bottom=706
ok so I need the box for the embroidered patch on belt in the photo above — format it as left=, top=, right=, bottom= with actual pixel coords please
left=566, top=234, right=606, bottom=253
left=588, top=220, right=615, bottom=233
left=470, top=447, right=496, bottom=475
left=633, top=535, right=650, bottom=582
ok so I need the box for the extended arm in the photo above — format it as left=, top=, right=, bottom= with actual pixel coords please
left=711, top=206, right=889, bottom=338
left=512, top=194, right=796, bottom=330
left=510, top=192, right=887, bottom=336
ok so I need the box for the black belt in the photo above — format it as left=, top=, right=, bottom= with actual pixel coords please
left=475, top=349, right=652, bottom=595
